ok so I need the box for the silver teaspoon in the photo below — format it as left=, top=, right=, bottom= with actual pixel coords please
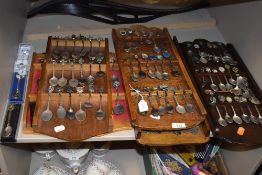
left=230, top=76, right=242, bottom=95
left=58, top=60, right=67, bottom=87
left=215, top=105, right=228, bottom=127
left=222, top=105, right=233, bottom=123
left=66, top=87, right=75, bottom=120
left=209, top=74, right=218, bottom=91
left=156, top=91, right=166, bottom=115
left=49, top=61, right=58, bottom=86
left=96, top=90, right=106, bottom=120
left=239, top=105, right=250, bottom=123
left=154, top=61, right=162, bottom=80
left=2, top=104, right=15, bottom=137
left=87, top=63, right=95, bottom=85
left=148, top=93, right=159, bottom=118
left=69, top=62, right=79, bottom=87
left=75, top=87, right=86, bottom=122
left=84, top=85, right=94, bottom=108
left=12, top=74, right=23, bottom=99
left=230, top=105, right=242, bottom=124
left=173, top=93, right=186, bottom=114
left=146, top=61, right=155, bottom=79
left=113, top=80, right=124, bottom=115
left=57, top=87, right=66, bottom=118
left=223, top=75, right=233, bottom=91
left=247, top=105, right=259, bottom=124
left=41, top=86, right=54, bottom=121
left=138, top=60, right=146, bottom=79
left=130, top=61, right=139, bottom=82
left=78, top=57, right=86, bottom=86
left=164, top=91, right=174, bottom=114
left=183, top=94, right=195, bottom=113
left=225, top=64, right=236, bottom=85
left=217, top=75, right=226, bottom=91
left=254, top=105, right=262, bottom=124
left=161, top=61, right=170, bottom=81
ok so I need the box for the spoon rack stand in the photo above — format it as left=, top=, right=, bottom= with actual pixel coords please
left=29, top=37, right=112, bottom=141
left=179, top=38, right=262, bottom=147
left=112, top=25, right=209, bottom=145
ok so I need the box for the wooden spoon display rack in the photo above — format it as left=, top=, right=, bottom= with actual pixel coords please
left=179, top=39, right=262, bottom=147
left=112, top=25, right=210, bottom=145
left=29, top=36, right=112, bottom=141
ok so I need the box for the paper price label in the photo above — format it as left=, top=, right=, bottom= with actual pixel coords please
left=138, top=99, right=149, bottom=112
left=150, top=115, right=160, bottom=120
left=172, top=123, right=186, bottom=129
left=54, top=125, right=65, bottom=132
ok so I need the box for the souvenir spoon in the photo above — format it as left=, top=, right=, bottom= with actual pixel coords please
left=222, top=105, right=233, bottom=123
left=41, top=86, right=54, bottom=121
left=2, top=104, right=15, bottom=137
left=161, top=61, right=170, bottom=80
left=49, top=61, right=58, bottom=86
left=217, top=75, right=226, bottom=91
left=96, top=89, right=106, bottom=120
left=239, top=105, right=250, bottom=123
left=223, top=75, right=233, bottom=91
left=75, top=87, right=86, bottom=122
left=154, top=61, right=162, bottom=80
left=164, top=91, right=174, bottom=114
left=247, top=105, right=259, bottom=124
left=57, top=60, right=67, bottom=87
left=209, top=74, right=218, bottom=91
left=215, top=105, right=228, bottom=127
left=112, top=80, right=124, bottom=115
left=56, top=87, right=66, bottom=118
left=254, top=105, right=262, bottom=124
left=138, top=60, right=146, bottom=79
left=69, top=62, right=79, bottom=87
left=173, top=93, right=186, bottom=114
left=230, top=105, right=242, bottom=124
left=156, top=91, right=166, bottom=115
left=66, top=87, right=75, bottom=120
left=146, top=61, right=155, bottom=79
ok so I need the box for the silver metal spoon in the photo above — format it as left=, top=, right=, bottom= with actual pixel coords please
left=183, top=94, right=195, bottom=113
left=61, top=37, right=70, bottom=62
left=146, top=61, right=155, bottom=79
left=230, top=105, right=242, bottom=124
left=239, top=105, right=250, bottom=123
left=57, top=60, right=67, bottom=87
left=156, top=91, right=166, bottom=115
left=113, top=80, right=124, bottom=115
left=217, top=75, right=226, bottom=91
left=49, top=61, right=58, bottom=86
left=66, top=87, right=75, bottom=120
left=51, top=36, right=60, bottom=61
left=148, top=93, right=159, bottom=117
left=12, top=74, right=23, bottom=99
left=2, top=104, right=15, bottom=137
left=87, top=63, right=95, bottom=85
left=137, top=60, right=146, bottom=79
left=56, top=87, right=66, bottom=118
left=164, top=91, right=174, bottom=114
left=69, top=62, right=79, bottom=87
left=41, top=86, right=54, bottom=121
left=78, top=57, right=86, bottom=86
left=247, top=105, right=259, bottom=124
left=130, top=61, right=139, bottom=82
left=173, top=93, right=186, bottom=114
left=96, top=90, right=106, bottom=120
left=71, top=34, right=80, bottom=60
left=223, top=75, right=233, bottom=91
left=222, top=105, right=233, bottom=123
left=75, top=87, right=86, bottom=122
left=215, top=105, right=228, bottom=127
left=209, top=74, right=218, bottom=91
left=84, top=85, right=94, bottom=108
left=225, top=64, right=236, bottom=85
left=154, top=61, right=162, bottom=80
left=230, top=76, right=242, bottom=95
left=161, top=61, right=170, bottom=81
left=254, top=105, right=262, bottom=124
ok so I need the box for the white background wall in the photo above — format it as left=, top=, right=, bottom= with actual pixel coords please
left=209, top=1, right=262, bottom=175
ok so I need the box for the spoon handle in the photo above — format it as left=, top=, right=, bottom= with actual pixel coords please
left=99, top=92, right=103, bottom=110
